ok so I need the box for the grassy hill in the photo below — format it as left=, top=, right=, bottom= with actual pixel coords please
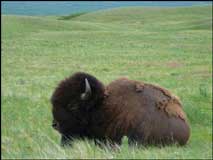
left=1, top=5, right=212, bottom=159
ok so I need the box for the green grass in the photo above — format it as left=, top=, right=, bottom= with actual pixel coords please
left=1, top=5, right=212, bottom=159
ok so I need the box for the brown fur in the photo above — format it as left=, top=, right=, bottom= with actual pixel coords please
left=99, top=78, right=190, bottom=146
left=51, top=72, right=190, bottom=147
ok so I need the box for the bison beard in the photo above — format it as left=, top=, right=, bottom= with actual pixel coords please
left=51, top=72, right=190, bottom=147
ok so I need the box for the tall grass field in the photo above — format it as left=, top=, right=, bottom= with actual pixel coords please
left=2, top=6, right=212, bottom=159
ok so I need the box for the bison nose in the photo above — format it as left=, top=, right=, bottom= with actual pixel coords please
left=52, top=122, right=58, bottom=129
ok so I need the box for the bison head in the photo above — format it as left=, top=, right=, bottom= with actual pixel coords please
left=50, top=72, right=105, bottom=145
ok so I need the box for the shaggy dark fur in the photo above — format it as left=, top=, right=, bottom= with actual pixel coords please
left=51, top=72, right=105, bottom=145
left=51, top=72, right=190, bottom=147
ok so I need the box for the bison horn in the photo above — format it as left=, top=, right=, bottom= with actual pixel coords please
left=81, top=78, right=92, bottom=100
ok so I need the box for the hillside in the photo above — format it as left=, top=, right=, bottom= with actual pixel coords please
left=2, top=6, right=212, bottom=159
left=72, top=6, right=212, bottom=30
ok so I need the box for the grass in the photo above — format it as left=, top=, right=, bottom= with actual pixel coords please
left=1, top=5, right=212, bottom=159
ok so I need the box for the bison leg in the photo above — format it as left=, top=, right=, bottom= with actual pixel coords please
left=128, top=133, right=143, bottom=147
left=94, top=138, right=107, bottom=148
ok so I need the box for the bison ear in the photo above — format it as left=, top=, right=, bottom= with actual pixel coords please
left=81, top=78, right=92, bottom=100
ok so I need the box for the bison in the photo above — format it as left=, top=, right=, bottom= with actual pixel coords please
left=51, top=72, right=190, bottom=147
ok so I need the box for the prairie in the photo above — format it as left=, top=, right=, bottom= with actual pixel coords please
left=1, top=5, right=212, bottom=159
